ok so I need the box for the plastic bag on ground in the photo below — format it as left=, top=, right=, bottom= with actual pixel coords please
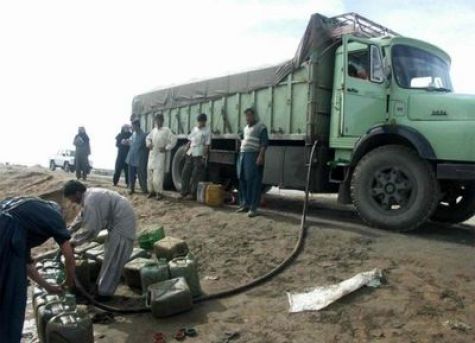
left=287, top=268, right=383, bottom=313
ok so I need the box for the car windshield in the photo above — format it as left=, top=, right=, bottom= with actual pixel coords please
left=392, top=45, right=453, bottom=91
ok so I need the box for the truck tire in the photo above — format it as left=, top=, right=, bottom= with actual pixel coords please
left=63, top=162, right=71, bottom=173
left=171, top=145, right=188, bottom=192
left=49, top=160, right=56, bottom=171
left=431, top=182, right=475, bottom=224
left=351, top=145, right=438, bottom=232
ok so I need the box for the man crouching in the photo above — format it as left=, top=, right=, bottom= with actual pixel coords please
left=63, top=180, right=136, bottom=299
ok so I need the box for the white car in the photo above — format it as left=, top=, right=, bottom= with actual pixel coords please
left=49, top=149, right=93, bottom=173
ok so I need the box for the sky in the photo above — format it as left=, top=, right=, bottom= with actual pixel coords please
left=0, top=0, right=474, bottom=169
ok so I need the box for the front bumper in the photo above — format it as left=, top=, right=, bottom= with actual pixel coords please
left=437, top=163, right=475, bottom=180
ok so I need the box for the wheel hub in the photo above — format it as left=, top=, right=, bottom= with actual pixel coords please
left=371, top=167, right=413, bottom=211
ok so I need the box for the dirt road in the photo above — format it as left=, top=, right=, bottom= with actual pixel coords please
left=2, top=165, right=473, bottom=343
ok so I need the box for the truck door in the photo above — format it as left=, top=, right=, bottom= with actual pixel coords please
left=341, top=37, right=387, bottom=137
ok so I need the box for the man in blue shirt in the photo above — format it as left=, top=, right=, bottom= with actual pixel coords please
left=126, top=119, right=148, bottom=194
left=0, top=197, right=76, bottom=343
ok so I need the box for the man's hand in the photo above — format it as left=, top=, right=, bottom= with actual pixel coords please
left=256, top=154, right=265, bottom=166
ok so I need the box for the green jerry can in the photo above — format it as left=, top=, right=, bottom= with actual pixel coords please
left=73, top=259, right=90, bottom=291
left=154, top=236, right=189, bottom=261
left=40, top=267, right=65, bottom=284
left=34, top=293, right=76, bottom=330
left=138, top=226, right=166, bottom=250
left=84, top=244, right=105, bottom=260
left=42, top=260, right=63, bottom=269
left=37, top=299, right=76, bottom=343
left=140, top=258, right=170, bottom=294
left=31, top=278, right=60, bottom=310
left=128, top=247, right=151, bottom=261
left=74, top=241, right=100, bottom=255
left=88, top=258, right=101, bottom=282
left=168, top=255, right=202, bottom=298
left=146, top=277, right=193, bottom=318
left=94, top=229, right=109, bottom=244
left=46, top=311, right=94, bottom=343
left=123, top=258, right=156, bottom=289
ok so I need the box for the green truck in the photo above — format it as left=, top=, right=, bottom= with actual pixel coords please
left=132, top=12, right=475, bottom=231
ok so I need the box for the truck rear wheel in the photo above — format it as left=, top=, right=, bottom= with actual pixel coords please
left=351, top=145, right=438, bottom=232
left=171, top=145, right=188, bottom=192
left=431, top=182, right=475, bottom=224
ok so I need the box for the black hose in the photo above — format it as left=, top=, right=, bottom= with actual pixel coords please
left=71, top=141, right=318, bottom=312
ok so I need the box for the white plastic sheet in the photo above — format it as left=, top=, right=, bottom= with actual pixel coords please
left=287, top=268, right=383, bottom=313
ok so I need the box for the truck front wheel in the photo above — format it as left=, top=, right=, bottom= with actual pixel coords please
left=431, top=182, right=475, bottom=224
left=351, top=145, right=438, bottom=232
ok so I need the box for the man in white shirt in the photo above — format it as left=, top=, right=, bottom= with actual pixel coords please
left=181, top=113, right=211, bottom=199
left=146, top=114, right=177, bottom=200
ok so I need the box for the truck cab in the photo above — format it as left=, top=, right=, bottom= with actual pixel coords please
left=330, top=35, right=475, bottom=230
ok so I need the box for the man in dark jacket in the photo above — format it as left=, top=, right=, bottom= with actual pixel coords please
left=113, top=124, right=132, bottom=187
left=125, top=119, right=148, bottom=194
left=73, top=126, right=91, bottom=180
left=0, top=197, right=76, bottom=343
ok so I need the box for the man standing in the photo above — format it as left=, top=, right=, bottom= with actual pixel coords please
left=63, top=180, right=136, bottom=298
left=113, top=124, right=132, bottom=187
left=181, top=113, right=211, bottom=199
left=146, top=114, right=177, bottom=200
left=0, top=197, right=75, bottom=343
left=73, top=126, right=91, bottom=180
left=126, top=119, right=148, bottom=194
left=237, top=108, right=268, bottom=217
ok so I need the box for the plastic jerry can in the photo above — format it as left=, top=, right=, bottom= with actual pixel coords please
left=154, top=236, right=189, bottom=261
left=46, top=311, right=94, bottom=343
left=123, top=258, right=156, bottom=289
left=146, top=277, right=193, bottom=318
left=128, top=247, right=150, bottom=262
left=74, top=259, right=90, bottom=291
left=140, top=258, right=170, bottom=294
left=37, top=300, right=76, bottom=343
left=94, top=229, right=109, bottom=244
left=88, top=259, right=101, bottom=282
left=42, top=260, right=64, bottom=269
left=74, top=241, right=100, bottom=255
left=138, top=227, right=166, bottom=250
left=205, top=184, right=224, bottom=207
left=40, top=267, right=65, bottom=284
left=84, top=244, right=105, bottom=260
left=168, top=255, right=202, bottom=298
left=34, top=293, right=76, bottom=328
left=196, top=182, right=212, bottom=203
left=31, top=278, right=58, bottom=310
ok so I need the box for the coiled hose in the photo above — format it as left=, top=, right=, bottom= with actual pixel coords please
left=72, top=141, right=318, bottom=313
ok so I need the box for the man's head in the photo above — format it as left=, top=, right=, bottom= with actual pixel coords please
left=78, top=126, right=86, bottom=134
left=155, top=114, right=164, bottom=128
left=244, top=108, right=256, bottom=126
left=121, top=124, right=131, bottom=133
left=63, top=180, right=87, bottom=204
left=197, top=113, right=207, bottom=128
left=132, top=119, right=141, bottom=132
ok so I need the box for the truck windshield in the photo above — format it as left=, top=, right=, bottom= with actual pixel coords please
left=392, top=45, right=452, bottom=91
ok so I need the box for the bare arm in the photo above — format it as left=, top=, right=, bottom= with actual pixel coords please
left=60, top=241, right=76, bottom=288
left=256, top=146, right=266, bottom=166
left=68, top=211, right=83, bottom=233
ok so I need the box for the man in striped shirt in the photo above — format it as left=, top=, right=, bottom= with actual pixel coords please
left=236, top=108, right=269, bottom=217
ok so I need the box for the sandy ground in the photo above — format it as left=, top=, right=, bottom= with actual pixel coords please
left=1, top=164, right=474, bottom=343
